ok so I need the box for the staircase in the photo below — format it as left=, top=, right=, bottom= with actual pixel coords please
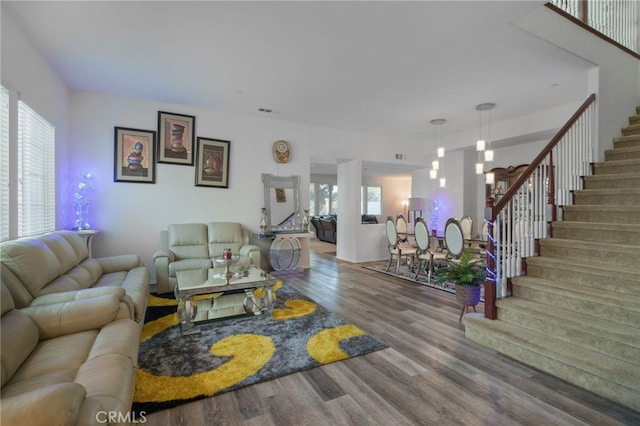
left=464, top=107, right=640, bottom=412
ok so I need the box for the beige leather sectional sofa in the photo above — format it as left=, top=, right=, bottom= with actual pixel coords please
left=153, top=222, right=261, bottom=294
left=0, top=230, right=150, bottom=425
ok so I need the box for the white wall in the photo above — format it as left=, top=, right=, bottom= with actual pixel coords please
left=515, top=6, right=640, bottom=160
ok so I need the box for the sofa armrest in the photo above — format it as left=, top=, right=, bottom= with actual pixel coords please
left=0, top=382, right=87, bottom=426
left=153, top=249, right=175, bottom=262
left=240, top=244, right=261, bottom=268
left=21, top=294, right=123, bottom=339
left=96, top=254, right=143, bottom=273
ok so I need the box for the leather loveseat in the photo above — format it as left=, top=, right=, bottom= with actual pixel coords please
left=153, top=222, right=261, bottom=294
left=0, top=282, right=141, bottom=425
left=0, top=230, right=150, bottom=326
left=310, top=215, right=337, bottom=244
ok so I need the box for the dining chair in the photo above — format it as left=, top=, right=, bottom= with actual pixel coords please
left=395, top=214, right=409, bottom=243
left=444, top=218, right=465, bottom=259
left=386, top=216, right=417, bottom=274
left=413, top=218, right=447, bottom=282
left=459, top=215, right=473, bottom=240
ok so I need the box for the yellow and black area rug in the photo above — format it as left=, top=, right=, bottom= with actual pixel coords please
left=132, top=284, right=386, bottom=415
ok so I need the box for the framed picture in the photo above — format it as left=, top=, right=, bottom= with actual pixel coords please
left=114, top=127, right=156, bottom=183
left=195, top=137, right=230, bottom=188
left=275, top=188, right=286, bottom=203
left=157, top=111, right=195, bottom=165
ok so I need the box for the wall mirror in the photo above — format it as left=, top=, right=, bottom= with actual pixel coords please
left=262, top=173, right=300, bottom=232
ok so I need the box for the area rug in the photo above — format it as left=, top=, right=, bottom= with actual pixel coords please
left=132, top=284, right=386, bottom=415
left=363, top=260, right=455, bottom=293
left=363, top=261, right=485, bottom=301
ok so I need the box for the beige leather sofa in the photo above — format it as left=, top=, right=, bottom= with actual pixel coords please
left=153, top=222, right=261, bottom=294
left=0, top=230, right=149, bottom=325
left=0, top=282, right=140, bottom=425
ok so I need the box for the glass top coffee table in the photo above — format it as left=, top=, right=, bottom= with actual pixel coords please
left=175, top=264, right=278, bottom=335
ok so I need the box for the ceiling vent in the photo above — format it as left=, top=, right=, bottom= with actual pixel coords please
left=258, top=108, right=273, bottom=113
left=395, top=153, right=404, bottom=160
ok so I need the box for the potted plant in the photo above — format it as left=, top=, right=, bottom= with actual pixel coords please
left=433, top=248, right=486, bottom=321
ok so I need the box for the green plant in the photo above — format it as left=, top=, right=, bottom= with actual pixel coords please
left=433, top=248, right=486, bottom=287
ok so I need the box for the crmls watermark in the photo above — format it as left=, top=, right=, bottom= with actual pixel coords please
left=96, top=411, right=147, bottom=424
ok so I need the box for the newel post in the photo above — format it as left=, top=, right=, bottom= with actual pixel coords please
left=484, top=196, right=497, bottom=320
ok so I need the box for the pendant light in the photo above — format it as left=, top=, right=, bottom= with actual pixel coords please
left=430, top=118, right=446, bottom=184
left=475, top=102, right=496, bottom=179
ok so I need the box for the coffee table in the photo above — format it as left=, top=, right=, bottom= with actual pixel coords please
left=175, top=264, right=278, bottom=335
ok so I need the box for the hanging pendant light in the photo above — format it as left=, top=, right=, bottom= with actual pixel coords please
left=439, top=178, right=446, bottom=188
left=475, top=102, right=496, bottom=172
left=486, top=172, right=495, bottom=184
left=430, top=118, right=446, bottom=185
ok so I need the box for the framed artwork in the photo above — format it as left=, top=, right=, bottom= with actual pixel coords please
left=195, top=137, right=230, bottom=188
left=114, top=127, right=156, bottom=183
left=275, top=188, right=286, bottom=203
left=157, top=111, right=195, bottom=165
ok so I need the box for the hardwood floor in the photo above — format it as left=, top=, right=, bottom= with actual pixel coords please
left=143, top=247, right=640, bottom=425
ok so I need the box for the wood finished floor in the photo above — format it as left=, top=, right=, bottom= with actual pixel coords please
left=143, top=243, right=640, bottom=425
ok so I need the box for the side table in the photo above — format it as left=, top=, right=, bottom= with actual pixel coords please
left=75, top=229, right=100, bottom=257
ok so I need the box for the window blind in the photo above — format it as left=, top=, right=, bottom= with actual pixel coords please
left=17, top=99, right=55, bottom=237
left=0, top=87, right=9, bottom=241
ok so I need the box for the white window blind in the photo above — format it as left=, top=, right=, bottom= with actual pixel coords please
left=0, top=87, right=9, bottom=241
left=17, top=99, right=55, bottom=237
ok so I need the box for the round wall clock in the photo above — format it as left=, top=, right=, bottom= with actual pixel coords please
left=273, top=140, right=291, bottom=163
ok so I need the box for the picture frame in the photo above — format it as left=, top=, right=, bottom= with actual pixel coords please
left=157, top=111, right=196, bottom=165
left=195, top=137, right=230, bottom=188
left=114, top=127, right=156, bottom=183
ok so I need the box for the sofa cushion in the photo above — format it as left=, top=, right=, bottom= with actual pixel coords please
left=1, top=309, right=39, bottom=387
left=207, top=222, right=245, bottom=257
left=0, top=239, right=62, bottom=298
left=168, top=223, right=210, bottom=260
left=39, top=233, right=80, bottom=275
left=0, top=382, right=87, bottom=426
left=9, top=330, right=97, bottom=384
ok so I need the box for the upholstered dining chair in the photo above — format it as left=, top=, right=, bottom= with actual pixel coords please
left=414, top=218, right=447, bottom=282
left=386, top=216, right=417, bottom=274
left=444, top=218, right=465, bottom=259
left=395, top=214, right=409, bottom=243
left=459, top=215, right=473, bottom=241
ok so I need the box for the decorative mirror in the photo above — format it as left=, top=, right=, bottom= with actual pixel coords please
left=262, top=173, right=300, bottom=232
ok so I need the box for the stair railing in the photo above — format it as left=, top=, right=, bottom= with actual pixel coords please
left=483, top=94, right=596, bottom=319
left=546, top=1, right=640, bottom=58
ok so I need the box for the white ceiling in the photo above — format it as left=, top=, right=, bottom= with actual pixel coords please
left=3, top=1, right=594, bottom=176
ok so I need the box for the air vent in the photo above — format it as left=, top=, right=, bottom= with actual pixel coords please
left=395, top=153, right=404, bottom=160
left=258, top=108, right=273, bottom=113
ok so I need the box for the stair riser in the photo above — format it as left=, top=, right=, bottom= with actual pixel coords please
left=605, top=149, right=640, bottom=161
left=583, top=176, right=640, bottom=189
left=573, top=192, right=640, bottom=205
left=496, top=307, right=639, bottom=365
left=622, top=125, right=640, bottom=136
left=552, top=227, right=640, bottom=245
left=464, top=325, right=640, bottom=411
left=562, top=209, right=640, bottom=224
left=613, top=137, right=640, bottom=149
left=526, top=264, right=638, bottom=293
left=630, top=115, right=640, bottom=126
left=539, top=243, right=635, bottom=268
left=512, top=285, right=640, bottom=326
left=593, top=163, right=640, bottom=175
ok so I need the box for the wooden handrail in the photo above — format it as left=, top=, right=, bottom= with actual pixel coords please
left=545, top=3, right=640, bottom=60
left=483, top=93, right=596, bottom=320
